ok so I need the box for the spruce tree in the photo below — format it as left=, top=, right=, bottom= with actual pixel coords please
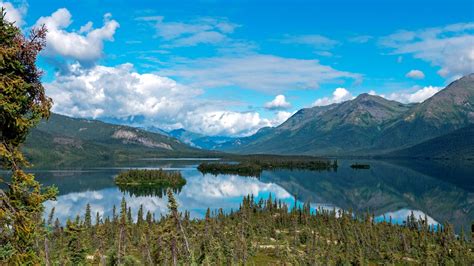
left=0, top=8, right=57, bottom=264
left=84, top=203, right=92, bottom=228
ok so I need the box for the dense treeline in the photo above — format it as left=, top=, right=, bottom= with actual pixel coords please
left=198, top=157, right=338, bottom=177
left=350, top=163, right=371, bottom=169
left=114, top=169, right=186, bottom=187
left=37, top=191, right=472, bottom=265
left=198, top=162, right=263, bottom=177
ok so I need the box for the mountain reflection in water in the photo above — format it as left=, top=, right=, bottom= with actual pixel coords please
left=26, top=159, right=472, bottom=235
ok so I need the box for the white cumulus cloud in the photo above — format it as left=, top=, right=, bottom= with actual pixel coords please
left=405, top=69, right=425, bottom=79
left=386, top=86, right=441, bottom=103
left=312, top=87, right=354, bottom=106
left=46, top=62, right=200, bottom=119
left=264, top=95, right=291, bottom=110
left=380, top=23, right=474, bottom=78
left=46, top=63, right=288, bottom=136
left=35, top=8, right=119, bottom=63
left=0, top=1, right=27, bottom=27
left=273, top=111, right=293, bottom=125
left=182, top=110, right=287, bottom=136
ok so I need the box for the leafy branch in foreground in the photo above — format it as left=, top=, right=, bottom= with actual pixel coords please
left=0, top=8, right=57, bottom=264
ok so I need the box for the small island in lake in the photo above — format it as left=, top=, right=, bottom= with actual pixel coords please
left=350, top=163, right=370, bottom=169
left=114, top=169, right=186, bottom=187
left=198, top=162, right=263, bottom=177
left=198, top=156, right=338, bottom=177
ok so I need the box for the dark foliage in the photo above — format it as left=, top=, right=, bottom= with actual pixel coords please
left=115, top=169, right=186, bottom=187
left=41, top=193, right=473, bottom=264
left=350, top=163, right=370, bottom=169
left=198, top=157, right=338, bottom=177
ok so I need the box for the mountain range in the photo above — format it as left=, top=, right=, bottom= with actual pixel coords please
left=23, top=74, right=474, bottom=163
left=219, top=74, right=474, bottom=157
left=22, top=114, right=218, bottom=167
left=167, top=128, right=236, bottom=150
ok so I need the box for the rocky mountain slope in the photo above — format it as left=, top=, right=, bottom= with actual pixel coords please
left=22, top=113, right=215, bottom=167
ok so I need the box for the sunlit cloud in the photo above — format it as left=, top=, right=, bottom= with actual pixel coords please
left=380, top=23, right=474, bottom=78
left=35, top=8, right=119, bottom=63
left=264, top=95, right=292, bottom=110
left=312, top=87, right=354, bottom=106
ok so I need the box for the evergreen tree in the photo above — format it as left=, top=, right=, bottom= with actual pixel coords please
left=84, top=203, right=92, bottom=228
left=137, top=204, right=144, bottom=226
left=64, top=220, right=86, bottom=264
left=0, top=9, right=57, bottom=264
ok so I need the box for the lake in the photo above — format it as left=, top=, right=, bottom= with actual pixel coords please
left=13, top=159, right=473, bottom=234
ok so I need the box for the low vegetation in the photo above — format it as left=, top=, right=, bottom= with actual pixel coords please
left=114, top=169, right=186, bottom=187
left=37, top=191, right=473, bottom=265
left=198, top=156, right=338, bottom=177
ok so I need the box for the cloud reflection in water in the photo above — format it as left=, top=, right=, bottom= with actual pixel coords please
left=43, top=169, right=439, bottom=228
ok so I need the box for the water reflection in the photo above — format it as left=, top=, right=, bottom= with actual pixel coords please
left=117, top=185, right=182, bottom=198
left=260, top=159, right=473, bottom=234
left=8, top=158, right=469, bottom=234
left=43, top=171, right=296, bottom=224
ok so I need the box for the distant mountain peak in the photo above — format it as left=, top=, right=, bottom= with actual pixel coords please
left=352, top=93, right=396, bottom=105
left=354, top=92, right=373, bottom=100
left=221, top=74, right=474, bottom=156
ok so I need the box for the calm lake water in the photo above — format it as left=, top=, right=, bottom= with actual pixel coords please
left=8, top=159, right=473, bottom=234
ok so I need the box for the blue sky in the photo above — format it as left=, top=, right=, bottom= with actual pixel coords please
left=2, top=0, right=473, bottom=136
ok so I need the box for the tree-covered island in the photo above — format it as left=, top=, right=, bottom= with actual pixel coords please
left=114, top=169, right=186, bottom=187
left=198, top=156, right=338, bottom=177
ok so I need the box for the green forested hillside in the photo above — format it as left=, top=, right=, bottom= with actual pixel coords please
left=22, top=74, right=474, bottom=160
left=22, top=114, right=217, bottom=167
left=222, top=74, right=474, bottom=156
left=224, top=94, right=412, bottom=155
left=387, top=124, right=474, bottom=159
left=375, top=74, right=474, bottom=150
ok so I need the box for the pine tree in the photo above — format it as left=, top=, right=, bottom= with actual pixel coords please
left=137, top=204, right=144, bottom=226
left=117, top=197, right=128, bottom=264
left=84, top=203, right=92, bottom=228
left=64, top=219, right=86, bottom=264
